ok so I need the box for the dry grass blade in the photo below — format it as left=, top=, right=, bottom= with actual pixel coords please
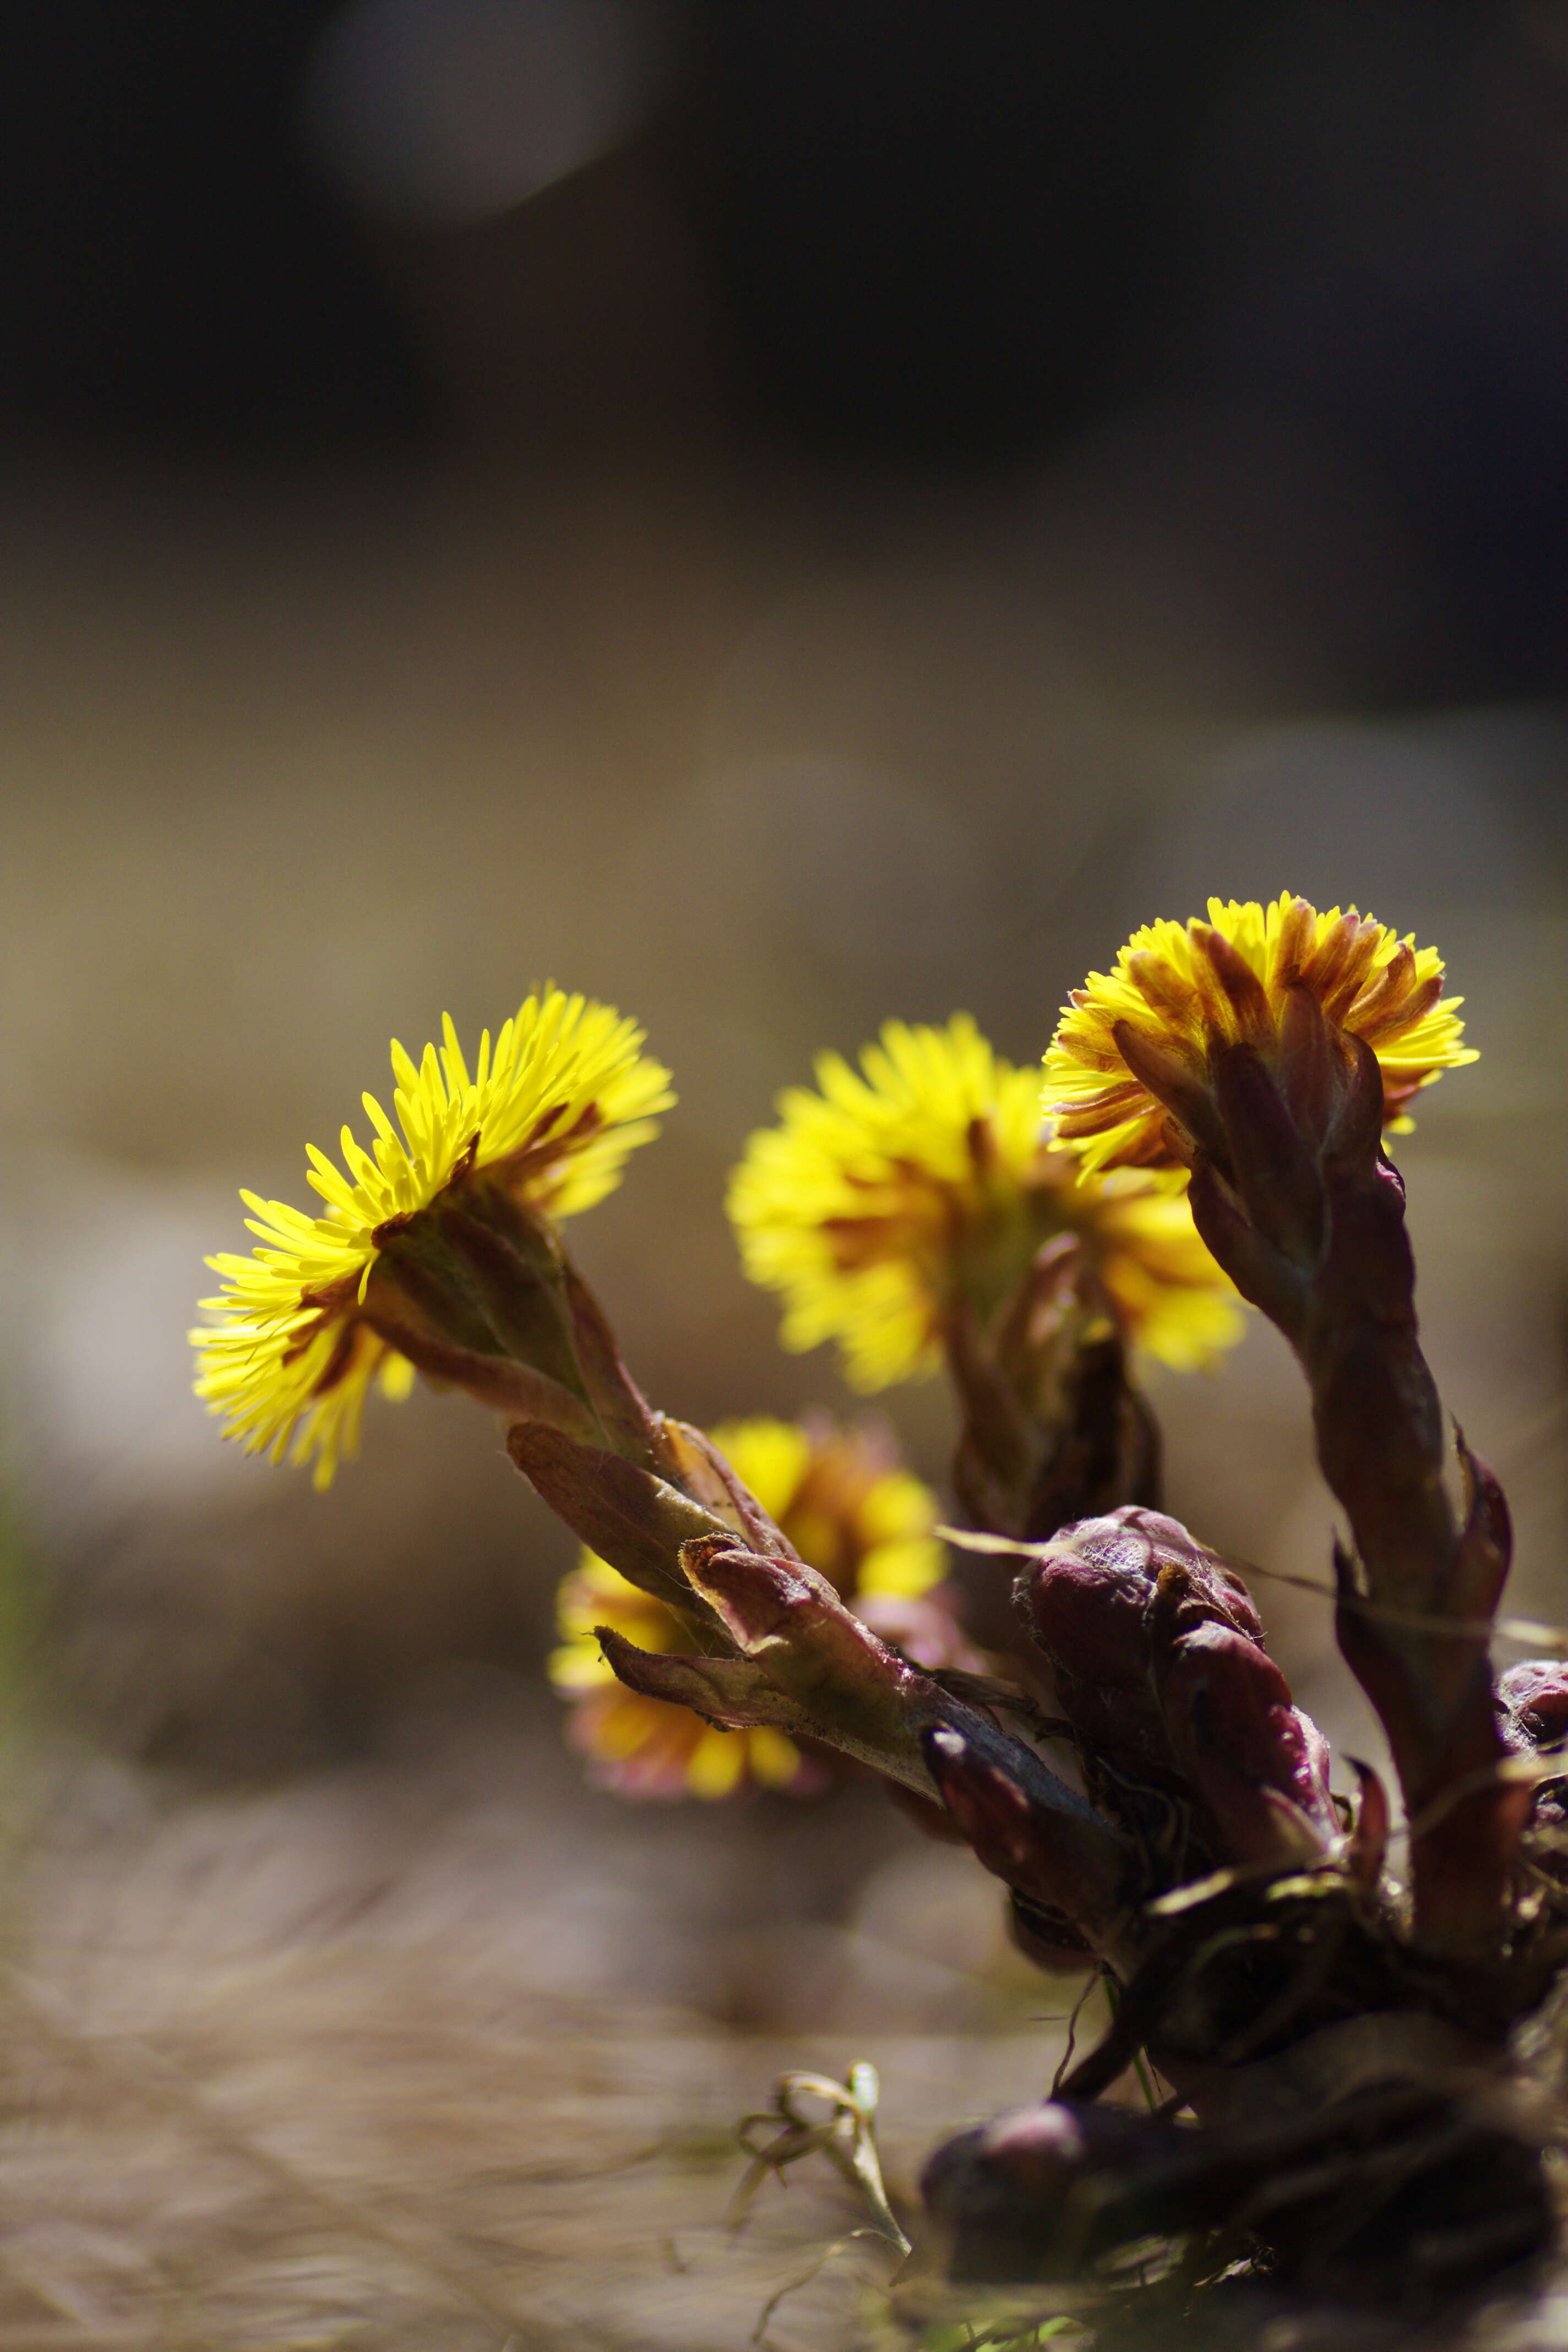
left=731, top=2065, right=911, bottom=2257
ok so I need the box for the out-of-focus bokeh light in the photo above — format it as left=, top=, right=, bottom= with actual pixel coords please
left=305, top=0, right=685, bottom=222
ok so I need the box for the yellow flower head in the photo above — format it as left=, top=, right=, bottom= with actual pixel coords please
left=549, top=1415, right=959, bottom=1798
left=1042, top=895, right=1477, bottom=1177
left=191, top=990, right=672, bottom=1488
left=727, top=1014, right=1240, bottom=1389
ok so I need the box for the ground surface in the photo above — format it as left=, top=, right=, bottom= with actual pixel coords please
left=6, top=1726, right=1568, bottom=2352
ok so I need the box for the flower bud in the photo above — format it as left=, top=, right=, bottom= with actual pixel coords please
left=921, top=2085, right=1551, bottom=2296
left=919, top=2100, right=1185, bottom=2280
left=1499, top=1660, right=1568, bottom=1834
left=1013, top=1506, right=1262, bottom=1781
left=1150, top=1604, right=1337, bottom=1865
left=1015, top=1506, right=1335, bottom=1869
left=1499, top=1660, right=1568, bottom=1749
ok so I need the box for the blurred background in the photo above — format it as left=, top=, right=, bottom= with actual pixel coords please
left=0, top=3, right=1566, bottom=2340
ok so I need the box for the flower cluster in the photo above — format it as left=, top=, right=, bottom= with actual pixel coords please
left=192, top=899, right=1568, bottom=2307
left=549, top=1414, right=968, bottom=1797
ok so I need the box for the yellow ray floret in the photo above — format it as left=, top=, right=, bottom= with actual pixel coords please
left=549, top=1415, right=957, bottom=1798
left=727, top=1014, right=1240, bottom=1389
left=1042, top=894, right=1477, bottom=1177
left=190, top=990, right=672, bottom=1488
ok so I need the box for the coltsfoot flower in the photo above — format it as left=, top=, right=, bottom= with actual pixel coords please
left=548, top=1414, right=968, bottom=1797
left=728, top=1014, right=1239, bottom=1390
left=1042, top=894, right=1476, bottom=1176
left=191, top=991, right=672, bottom=1486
